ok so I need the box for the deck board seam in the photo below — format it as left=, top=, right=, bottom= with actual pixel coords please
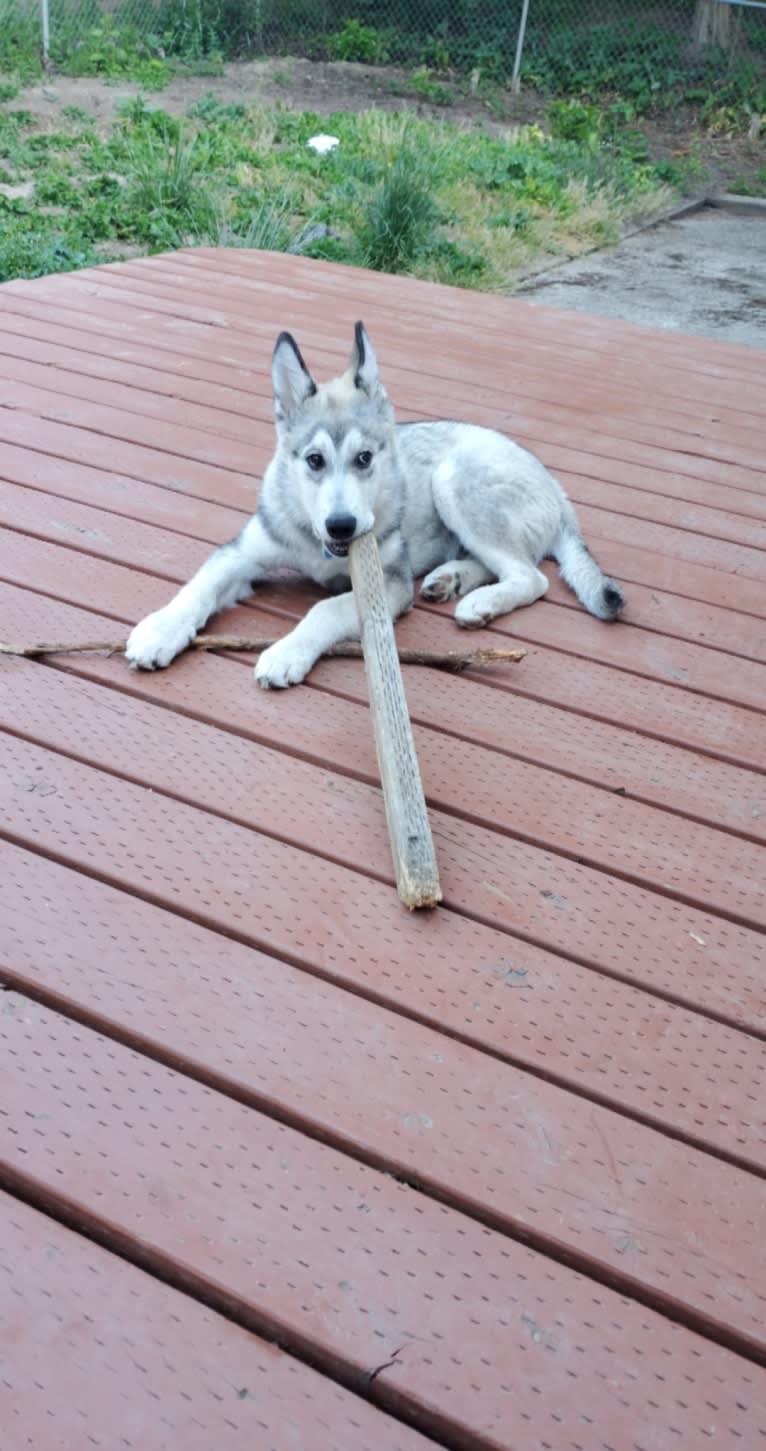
left=0, top=1167, right=459, bottom=1451
left=3, top=385, right=764, bottom=512
left=5, top=568, right=766, bottom=810
left=1, top=979, right=765, bottom=1366
left=6, top=473, right=766, bottom=639
left=2, top=348, right=766, bottom=502
left=6, top=491, right=766, bottom=668
left=4, top=516, right=766, bottom=729
left=82, top=256, right=766, bottom=388
left=1, top=790, right=764, bottom=1046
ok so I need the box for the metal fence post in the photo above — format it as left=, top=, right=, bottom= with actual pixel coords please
left=512, top=0, right=531, bottom=94
left=40, top=0, right=50, bottom=64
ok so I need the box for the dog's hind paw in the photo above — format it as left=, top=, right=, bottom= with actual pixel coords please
left=454, top=591, right=494, bottom=630
left=421, top=565, right=462, bottom=603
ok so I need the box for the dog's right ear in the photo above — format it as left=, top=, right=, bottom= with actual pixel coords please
left=272, top=331, right=317, bottom=424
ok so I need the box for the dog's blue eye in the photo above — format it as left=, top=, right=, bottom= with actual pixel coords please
left=355, top=450, right=373, bottom=469
left=306, top=452, right=324, bottom=472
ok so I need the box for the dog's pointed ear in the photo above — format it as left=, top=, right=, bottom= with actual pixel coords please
left=351, top=321, right=381, bottom=396
left=272, top=331, right=317, bottom=423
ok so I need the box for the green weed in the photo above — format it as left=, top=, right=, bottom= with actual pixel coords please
left=221, top=195, right=294, bottom=250
left=0, top=218, right=96, bottom=282
left=119, top=125, right=220, bottom=242
left=729, top=167, right=766, bottom=196
left=410, top=67, right=454, bottom=107
left=353, top=152, right=440, bottom=272
left=0, top=90, right=682, bottom=288
left=325, top=20, right=388, bottom=65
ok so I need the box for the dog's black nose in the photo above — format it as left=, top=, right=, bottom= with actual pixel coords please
left=325, top=513, right=357, bottom=541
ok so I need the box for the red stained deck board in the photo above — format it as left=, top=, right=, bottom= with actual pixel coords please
left=4, top=583, right=764, bottom=939
left=1, top=838, right=765, bottom=1350
left=2, top=365, right=766, bottom=618
left=6, top=259, right=763, bottom=433
left=4, top=257, right=766, bottom=477
left=3, top=290, right=764, bottom=523
left=3, top=595, right=765, bottom=1140
left=49, top=252, right=766, bottom=409
left=4, top=612, right=766, bottom=944
left=3, top=571, right=765, bottom=857
left=1, top=310, right=765, bottom=485
left=3, top=460, right=766, bottom=659
left=6, top=358, right=754, bottom=523
left=2, top=995, right=765, bottom=1451
left=0, top=402, right=257, bottom=510
left=3, top=650, right=766, bottom=1162
left=4, top=341, right=766, bottom=529
left=4, top=460, right=762, bottom=657
left=185, top=247, right=766, bottom=385
left=2, top=523, right=765, bottom=774
left=0, top=1193, right=429, bottom=1451
left=86, top=254, right=766, bottom=484
left=3, top=251, right=765, bottom=1446
left=3, top=278, right=765, bottom=494
left=1, top=727, right=764, bottom=1039
left=5, top=477, right=766, bottom=711
left=0, top=438, right=246, bottom=540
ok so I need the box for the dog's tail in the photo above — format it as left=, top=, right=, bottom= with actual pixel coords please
left=552, top=506, right=624, bottom=621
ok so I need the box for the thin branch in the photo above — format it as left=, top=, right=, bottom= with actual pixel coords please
left=0, top=634, right=526, bottom=673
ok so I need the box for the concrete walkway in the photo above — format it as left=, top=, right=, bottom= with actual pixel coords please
left=518, top=203, right=766, bottom=349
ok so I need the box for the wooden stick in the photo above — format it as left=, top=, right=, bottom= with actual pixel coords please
left=348, top=534, right=442, bottom=911
left=0, top=635, right=526, bottom=671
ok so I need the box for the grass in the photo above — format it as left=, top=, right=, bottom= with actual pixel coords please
left=0, top=89, right=687, bottom=287
left=728, top=166, right=766, bottom=197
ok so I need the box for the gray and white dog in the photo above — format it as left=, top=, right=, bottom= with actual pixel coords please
left=126, top=322, right=624, bottom=688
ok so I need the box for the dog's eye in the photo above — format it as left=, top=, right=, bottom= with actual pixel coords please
left=355, top=450, right=373, bottom=469
left=306, top=452, right=325, bottom=472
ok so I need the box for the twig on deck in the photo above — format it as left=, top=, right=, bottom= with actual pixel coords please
left=0, top=635, right=526, bottom=672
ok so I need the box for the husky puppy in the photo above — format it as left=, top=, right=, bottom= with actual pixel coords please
left=126, top=322, right=624, bottom=688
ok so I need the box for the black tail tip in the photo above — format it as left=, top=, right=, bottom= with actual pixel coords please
left=602, top=582, right=625, bottom=620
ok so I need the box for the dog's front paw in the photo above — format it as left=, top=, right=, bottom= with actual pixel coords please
left=255, top=638, right=314, bottom=689
left=125, top=609, right=196, bottom=670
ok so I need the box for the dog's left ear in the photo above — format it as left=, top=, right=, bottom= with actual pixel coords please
left=351, top=321, right=382, bottom=396
left=272, top=331, right=317, bottom=423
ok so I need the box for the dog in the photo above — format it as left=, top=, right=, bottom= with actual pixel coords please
left=126, top=321, right=624, bottom=688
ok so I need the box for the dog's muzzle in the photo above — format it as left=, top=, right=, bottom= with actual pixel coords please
left=323, top=512, right=357, bottom=559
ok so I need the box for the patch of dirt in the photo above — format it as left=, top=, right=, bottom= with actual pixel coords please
left=640, top=109, right=765, bottom=194
left=9, top=55, right=763, bottom=194
left=14, top=57, right=543, bottom=134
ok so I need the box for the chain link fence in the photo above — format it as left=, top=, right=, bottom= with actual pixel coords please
left=2, top=0, right=765, bottom=109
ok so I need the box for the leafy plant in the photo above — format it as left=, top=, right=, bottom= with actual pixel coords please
left=411, top=67, right=454, bottom=107
left=326, top=19, right=388, bottom=65
left=0, top=221, right=96, bottom=282
left=547, top=99, right=602, bottom=146
left=60, top=18, right=169, bottom=88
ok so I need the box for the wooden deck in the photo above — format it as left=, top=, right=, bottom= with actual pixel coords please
left=0, top=248, right=765, bottom=1451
